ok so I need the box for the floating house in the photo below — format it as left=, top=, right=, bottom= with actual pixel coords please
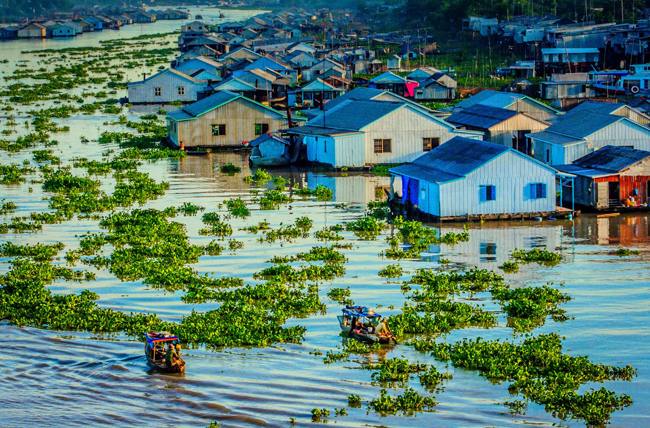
left=555, top=146, right=650, bottom=209
left=127, top=69, right=210, bottom=104
left=454, top=89, right=559, bottom=122
left=387, top=55, right=402, bottom=70
left=540, top=73, right=594, bottom=108
left=302, top=58, right=346, bottom=82
left=48, top=23, right=76, bottom=37
left=527, top=111, right=650, bottom=165
left=212, top=78, right=257, bottom=98
left=541, top=47, right=600, bottom=73
left=447, top=104, right=549, bottom=154
left=297, top=79, right=344, bottom=107
left=82, top=16, right=104, bottom=31
left=0, top=26, right=18, bottom=40
left=285, top=99, right=481, bottom=168
left=17, top=23, right=46, bottom=38
left=167, top=91, right=294, bottom=149
left=175, top=56, right=223, bottom=81
left=389, top=137, right=558, bottom=220
left=412, top=72, right=457, bottom=100
left=369, top=71, right=418, bottom=98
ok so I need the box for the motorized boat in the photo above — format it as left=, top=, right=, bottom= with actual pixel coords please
left=144, top=332, right=186, bottom=374
left=337, top=305, right=397, bottom=344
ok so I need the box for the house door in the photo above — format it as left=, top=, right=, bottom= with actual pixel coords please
left=514, top=130, right=530, bottom=154
left=608, top=181, right=620, bottom=206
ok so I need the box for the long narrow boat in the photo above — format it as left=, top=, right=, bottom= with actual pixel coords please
left=144, top=332, right=186, bottom=374
left=337, top=306, right=397, bottom=344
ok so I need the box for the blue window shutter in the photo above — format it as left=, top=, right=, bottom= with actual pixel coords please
left=490, top=185, right=496, bottom=200
left=479, top=186, right=486, bottom=202
left=526, top=183, right=532, bottom=199
left=540, top=183, right=547, bottom=198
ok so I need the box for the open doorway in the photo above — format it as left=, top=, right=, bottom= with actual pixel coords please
left=608, top=181, right=620, bottom=206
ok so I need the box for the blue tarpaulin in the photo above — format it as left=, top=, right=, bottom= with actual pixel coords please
left=401, top=177, right=419, bottom=205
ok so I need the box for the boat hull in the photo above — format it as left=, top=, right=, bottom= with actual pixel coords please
left=249, top=155, right=292, bottom=167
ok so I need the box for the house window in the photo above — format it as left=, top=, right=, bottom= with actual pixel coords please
left=212, top=124, right=226, bottom=136
left=529, top=182, right=547, bottom=199
left=479, top=185, right=496, bottom=202
left=154, top=87, right=162, bottom=97
left=254, top=123, right=269, bottom=135
left=177, top=86, right=185, bottom=95
left=373, top=139, right=392, bottom=154
left=423, top=137, right=440, bottom=152
left=545, top=149, right=550, bottom=163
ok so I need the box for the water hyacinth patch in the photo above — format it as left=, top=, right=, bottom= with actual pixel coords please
left=225, top=198, right=250, bottom=218
left=511, top=248, right=562, bottom=266
left=219, top=163, right=241, bottom=174
left=425, top=334, right=635, bottom=426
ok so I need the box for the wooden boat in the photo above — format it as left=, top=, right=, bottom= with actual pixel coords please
left=248, top=133, right=300, bottom=167
left=337, top=306, right=397, bottom=345
left=144, top=332, right=186, bottom=374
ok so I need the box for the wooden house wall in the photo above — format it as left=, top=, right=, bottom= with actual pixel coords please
left=176, top=100, right=287, bottom=148
left=488, top=114, right=549, bottom=148
left=430, top=151, right=556, bottom=217
left=511, top=99, right=556, bottom=122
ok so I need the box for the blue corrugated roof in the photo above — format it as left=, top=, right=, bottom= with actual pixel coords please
left=542, top=47, right=599, bottom=54
left=249, top=133, right=289, bottom=147
left=183, top=91, right=240, bottom=117
left=390, top=137, right=510, bottom=182
left=213, top=77, right=256, bottom=91
left=370, top=71, right=407, bottom=84
left=447, top=104, right=518, bottom=129
left=573, top=145, right=650, bottom=172
left=455, top=89, right=558, bottom=113
left=168, top=109, right=192, bottom=121
left=566, top=100, right=625, bottom=116
left=540, top=111, right=621, bottom=139
left=308, top=100, right=403, bottom=131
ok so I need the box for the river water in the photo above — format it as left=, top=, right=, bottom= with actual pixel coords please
left=1, top=8, right=650, bottom=428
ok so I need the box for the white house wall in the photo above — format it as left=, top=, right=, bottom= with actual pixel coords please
left=432, top=151, right=556, bottom=217
left=362, top=107, right=459, bottom=164
left=128, top=72, right=206, bottom=104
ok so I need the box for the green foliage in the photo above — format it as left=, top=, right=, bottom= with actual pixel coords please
left=378, top=264, right=404, bottom=279
left=348, top=394, right=362, bottom=408
left=220, top=163, right=241, bottom=174
left=327, top=287, right=352, bottom=304
left=225, top=198, right=250, bottom=218
left=427, top=334, right=635, bottom=425
left=491, top=284, right=571, bottom=332
left=613, top=248, right=640, bottom=256
left=369, top=388, right=437, bottom=415
left=499, top=260, right=519, bottom=273
left=346, top=216, right=385, bottom=240
left=511, top=248, right=562, bottom=266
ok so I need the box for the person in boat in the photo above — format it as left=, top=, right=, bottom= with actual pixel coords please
left=166, top=343, right=180, bottom=368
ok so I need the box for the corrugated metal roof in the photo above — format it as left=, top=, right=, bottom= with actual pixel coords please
left=566, top=100, right=625, bottom=116
left=447, top=104, right=517, bottom=129
left=553, top=164, right=615, bottom=178
left=370, top=71, right=407, bottom=84
left=390, top=137, right=510, bottom=182
left=168, top=109, right=193, bottom=121
left=249, top=133, right=289, bottom=147
left=573, top=145, right=650, bottom=172
left=183, top=91, right=240, bottom=117
left=455, top=89, right=558, bottom=114
left=308, top=99, right=403, bottom=131
left=301, top=78, right=342, bottom=92
left=213, top=78, right=256, bottom=91
left=541, top=111, right=621, bottom=139
left=542, top=47, right=600, bottom=54
left=284, top=125, right=362, bottom=136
